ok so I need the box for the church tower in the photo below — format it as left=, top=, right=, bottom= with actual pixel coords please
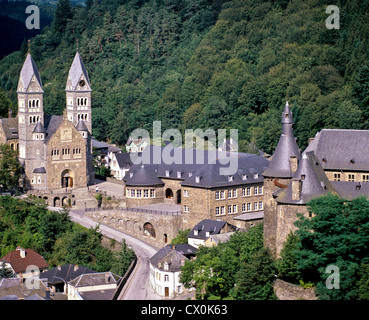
left=262, top=101, right=301, bottom=254
left=17, top=53, right=46, bottom=189
left=65, top=52, right=92, bottom=134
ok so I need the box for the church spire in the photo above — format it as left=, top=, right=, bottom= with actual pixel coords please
left=17, top=52, right=43, bottom=93
left=65, top=51, right=91, bottom=91
left=262, top=101, right=300, bottom=178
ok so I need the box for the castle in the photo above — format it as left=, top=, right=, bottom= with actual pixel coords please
left=0, top=52, right=94, bottom=198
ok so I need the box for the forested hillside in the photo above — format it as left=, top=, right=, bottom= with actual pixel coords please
left=0, top=0, right=368, bottom=153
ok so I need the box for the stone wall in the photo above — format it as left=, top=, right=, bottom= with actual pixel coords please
left=86, top=207, right=183, bottom=248
left=274, top=279, right=316, bottom=300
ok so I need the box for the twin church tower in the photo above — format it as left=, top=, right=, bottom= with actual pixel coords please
left=15, top=51, right=94, bottom=190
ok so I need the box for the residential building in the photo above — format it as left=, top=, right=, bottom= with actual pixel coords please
left=149, top=244, right=197, bottom=298
left=0, top=247, right=48, bottom=277
left=110, top=152, right=132, bottom=180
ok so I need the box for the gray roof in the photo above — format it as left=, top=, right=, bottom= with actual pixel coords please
left=124, top=145, right=269, bottom=188
left=66, top=52, right=91, bottom=91
left=149, top=244, right=197, bottom=272
left=275, top=151, right=337, bottom=205
left=75, top=120, right=88, bottom=131
left=234, top=212, right=264, bottom=221
left=41, top=264, right=95, bottom=285
left=115, top=152, right=132, bottom=169
left=33, top=167, right=46, bottom=174
left=331, top=181, right=369, bottom=200
left=18, top=53, right=43, bottom=92
left=0, top=117, right=18, bottom=140
left=187, top=219, right=226, bottom=240
left=33, top=121, right=46, bottom=133
left=263, top=102, right=301, bottom=178
left=68, top=272, right=120, bottom=287
left=207, top=232, right=233, bottom=244
left=305, top=129, right=369, bottom=171
left=44, top=114, right=63, bottom=141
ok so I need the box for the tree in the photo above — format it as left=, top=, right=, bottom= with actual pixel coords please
left=295, top=194, right=369, bottom=299
left=0, top=260, right=14, bottom=278
left=0, top=144, right=22, bottom=192
left=53, top=0, right=72, bottom=35
left=170, top=229, right=190, bottom=245
left=110, top=239, right=136, bottom=276
left=232, top=248, right=277, bottom=300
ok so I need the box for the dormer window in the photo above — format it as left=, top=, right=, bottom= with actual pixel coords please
left=165, top=170, right=170, bottom=177
left=164, top=261, right=169, bottom=271
left=195, top=176, right=200, bottom=183
left=194, top=229, right=198, bottom=236
left=254, top=173, right=259, bottom=179
left=205, top=231, right=210, bottom=237
left=188, top=173, right=193, bottom=177
left=228, top=176, right=233, bottom=182
left=242, top=174, right=247, bottom=180
left=130, top=172, right=134, bottom=178
left=177, top=171, right=181, bottom=178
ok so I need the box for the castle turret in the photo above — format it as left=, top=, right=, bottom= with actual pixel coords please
left=262, top=101, right=301, bottom=254
left=65, top=52, right=92, bottom=134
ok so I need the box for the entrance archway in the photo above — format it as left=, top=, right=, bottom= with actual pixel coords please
left=61, top=169, right=74, bottom=188
left=165, top=188, right=173, bottom=199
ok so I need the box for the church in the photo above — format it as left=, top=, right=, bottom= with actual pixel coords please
left=0, top=51, right=94, bottom=193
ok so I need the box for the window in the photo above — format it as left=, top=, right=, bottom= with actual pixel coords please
left=242, top=203, right=246, bottom=212
left=232, top=189, right=237, bottom=197
left=334, top=173, right=341, bottom=181
left=242, top=188, right=246, bottom=197
left=220, top=191, right=225, bottom=199
left=254, top=173, right=259, bottom=179
left=258, top=186, right=263, bottom=194
left=215, top=207, right=220, bottom=216
left=254, top=202, right=258, bottom=211
left=144, top=189, right=149, bottom=198
left=348, top=174, right=355, bottom=182
left=228, top=205, right=232, bottom=214
left=165, top=170, right=170, bottom=177
left=363, top=175, right=369, bottom=182
left=254, top=187, right=258, bottom=195
left=242, top=174, right=247, bottom=180
left=164, top=275, right=169, bottom=281
left=195, top=176, right=200, bottom=183
left=184, top=205, right=189, bottom=212
left=247, top=187, right=251, bottom=196
left=233, top=204, right=237, bottom=213
left=136, top=189, right=142, bottom=198
left=220, top=206, right=225, bottom=215
left=215, top=191, right=220, bottom=200
left=183, top=190, right=189, bottom=197
left=177, top=171, right=181, bottom=178
left=247, top=203, right=251, bottom=211
left=259, top=201, right=263, bottom=210
left=228, top=190, right=232, bottom=198
left=228, top=176, right=234, bottom=182
left=150, top=189, right=155, bottom=197
left=130, top=189, right=136, bottom=197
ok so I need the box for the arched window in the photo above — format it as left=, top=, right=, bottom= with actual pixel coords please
left=143, top=222, right=156, bottom=238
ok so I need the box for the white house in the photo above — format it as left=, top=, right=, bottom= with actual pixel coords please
left=110, top=152, right=132, bottom=180
left=149, top=244, right=197, bottom=298
left=187, top=219, right=228, bottom=248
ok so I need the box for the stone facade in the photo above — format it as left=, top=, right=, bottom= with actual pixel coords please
left=86, top=208, right=183, bottom=248
left=125, top=185, right=164, bottom=207
left=273, top=279, right=316, bottom=300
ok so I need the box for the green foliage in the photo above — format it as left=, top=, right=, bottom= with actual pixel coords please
left=0, top=144, right=22, bottom=191
left=293, top=194, right=369, bottom=300
left=180, top=224, right=276, bottom=300
left=0, top=197, right=134, bottom=276
left=170, top=229, right=190, bottom=245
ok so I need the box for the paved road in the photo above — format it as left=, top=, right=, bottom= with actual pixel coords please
left=49, top=207, right=160, bottom=300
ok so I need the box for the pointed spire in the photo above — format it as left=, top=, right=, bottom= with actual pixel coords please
left=66, top=52, right=91, bottom=91
left=262, top=101, right=300, bottom=178
left=18, top=53, right=43, bottom=93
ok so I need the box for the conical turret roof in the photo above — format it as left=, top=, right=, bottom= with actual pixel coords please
left=263, top=101, right=300, bottom=178
left=66, top=52, right=91, bottom=91
left=33, top=121, right=46, bottom=133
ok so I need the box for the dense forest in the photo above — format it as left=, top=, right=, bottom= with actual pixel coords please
left=0, top=0, right=368, bottom=154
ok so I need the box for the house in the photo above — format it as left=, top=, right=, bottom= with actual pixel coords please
left=0, top=247, right=48, bottom=277
left=92, top=138, right=122, bottom=168
left=204, top=232, right=233, bottom=247
left=110, top=152, right=132, bottom=180
left=67, top=271, right=121, bottom=300
left=0, top=277, right=50, bottom=300
left=40, top=264, right=95, bottom=293
left=125, top=136, right=149, bottom=153
left=187, top=219, right=232, bottom=248
left=149, top=244, right=197, bottom=298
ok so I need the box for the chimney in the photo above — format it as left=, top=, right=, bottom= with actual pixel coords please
left=8, top=109, right=13, bottom=118
left=105, top=273, right=111, bottom=284
left=74, top=265, right=79, bottom=272
left=172, top=245, right=176, bottom=250
left=308, top=137, right=315, bottom=145
left=45, top=288, right=51, bottom=300
left=17, top=247, right=26, bottom=258
left=289, top=156, right=298, bottom=174
left=291, top=178, right=302, bottom=201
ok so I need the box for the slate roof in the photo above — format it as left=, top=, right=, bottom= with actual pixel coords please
left=68, top=271, right=120, bottom=287
left=0, top=117, right=18, bottom=140
left=41, top=264, right=95, bottom=285
left=331, top=181, right=369, bottom=200
left=33, top=121, right=46, bottom=133
left=124, top=145, right=269, bottom=188
left=75, top=120, right=88, bottom=131
left=305, top=129, right=369, bottom=171
left=1, top=248, right=48, bottom=273
left=187, top=219, right=226, bottom=240
left=18, top=53, right=43, bottom=92
left=149, top=244, right=197, bottom=273
left=263, top=102, right=301, bottom=178
left=0, top=277, right=49, bottom=300
left=275, top=151, right=337, bottom=205
left=115, top=152, right=132, bottom=169
left=44, top=114, right=63, bottom=142
left=33, top=167, right=46, bottom=174
left=234, top=211, right=264, bottom=221
left=66, top=52, right=91, bottom=91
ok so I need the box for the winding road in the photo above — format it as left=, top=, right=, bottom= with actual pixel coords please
left=49, top=207, right=160, bottom=300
